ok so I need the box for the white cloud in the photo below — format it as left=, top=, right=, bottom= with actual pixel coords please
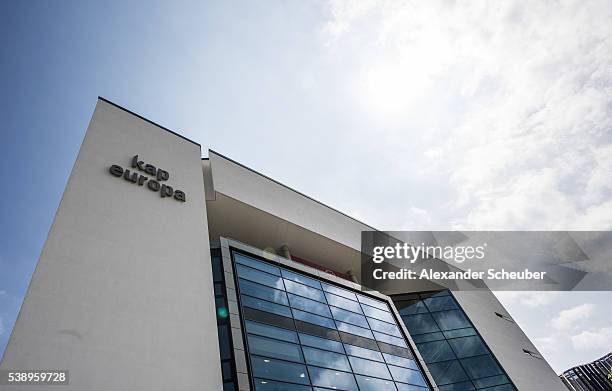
left=549, top=303, right=595, bottom=331
left=571, top=327, right=612, bottom=351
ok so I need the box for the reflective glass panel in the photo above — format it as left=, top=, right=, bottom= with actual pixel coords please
left=241, top=295, right=292, bottom=318
left=431, top=310, right=471, bottom=331
left=416, top=340, right=457, bottom=363
left=335, top=321, right=374, bottom=339
left=344, top=344, right=384, bottom=362
left=237, top=265, right=285, bottom=290
left=322, top=283, right=357, bottom=301
left=374, top=331, right=408, bottom=347
left=361, top=304, right=396, bottom=323
left=239, top=279, right=289, bottom=306
left=357, top=294, right=390, bottom=311
left=355, top=375, right=397, bottom=391
left=282, top=269, right=322, bottom=289
left=246, top=320, right=298, bottom=343
left=288, top=293, right=332, bottom=318
left=368, top=317, right=403, bottom=337
left=235, top=253, right=281, bottom=276
left=293, top=309, right=336, bottom=329
left=383, top=353, right=419, bottom=370
left=348, top=356, right=392, bottom=379
left=447, top=336, right=488, bottom=358
left=302, top=346, right=351, bottom=371
left=325, top=293, right=363, bottom=314
left=330, top=306, right=369, bottom=328
left=388, top=366, right=427, bottom=386
left=248, top=335, right=304, bottom=363
left=308, top=367, right=358, bottom=391
left=299, top=333, right=344, bottom=353
left=254, top=378, right=312, bottom=391
left=284, top=280, right=326, bottom=303
left=251, top=356, right=310, bottom=385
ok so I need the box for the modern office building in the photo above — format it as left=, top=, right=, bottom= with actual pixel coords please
left=560, top=352, right=612, bottom=391
left=0, top=98, right=567, bottom=390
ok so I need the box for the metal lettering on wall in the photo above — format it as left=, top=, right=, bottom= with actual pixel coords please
left=109, top=155, right=186, bottom=202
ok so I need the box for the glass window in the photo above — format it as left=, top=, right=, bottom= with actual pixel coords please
left=299, top=333, right=344, bottom=354
left=322, top=283, right=357, bottom=301
left=396, top=383, right=429, bottom=391
left=248, top=335, right=304, bottom=363
left=426, top=360, right=469, bottom=385
left=235, top=253, right=281, bottom=276
left=330, top=306, right=369, bottom=328
left=282, top=269, right=322, bottom=289
left=355, top=375, right=397, bottom=391
left=374, top=331, right=408, bottom=348
left=243, top=307, right=296, bottom=330
left=416, top=340, right=457, bottom=363
left=472, top=375, right=509, bottom=388
left=402, top=314, right=441, bottom=335
left=442, top=328, right=476, bottom=339
left=357, top=294, right=390, bottom=312
left=396, top=300, right=428, bottom=316
left=344, top=344, right=384, bottom=362
left=296, top=321, right=340, bottom=341
left=237, top=264, right=285, bottom=290
left=460, top=355, right=502, bottom=379
left=254, top=378, right=312, bottom=391
left=361, top=304, right=396, bottom=323
left=336, top=321, right=374, bottom=339
left=308, top=367, right=358, bottom=391
left=423, top=296, right=458, bottom=312
left=293, top=309, right=336, bottom=329
left=388, top=366, right=427, bottom=386
left=241, top=295, right=292, bottom=318
left=368, top=317, right=402, bottom=337
left=325, top=293, right=363, bottom=314
left=431, top=310, right=471, bottom=331
left=438, top=381, right=474, bottom=391
left=447, top=336, right=488, bottom=358
left=239, top=279, right=289, bottom=306
left=284, top=280, right=326, bottom=303
left=348, top=356, right=392, bottom=379
left=378, top=342, right=413, bottom=359
left=411, top=332, right=444, bottom=343
left=246, top=320, right=298, bottom=343
left=339, top=332, right=380, bottom=351
left=288, top=294, right=332, bottom=318
left=251, top=356, right=310, bottom=385
left=383, top=354, right=419, bottom=370
left=302, top=346, right=351, bottom=371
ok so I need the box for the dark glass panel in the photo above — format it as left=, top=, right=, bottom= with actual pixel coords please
left=284, top=280, right=326, bottom=303
left=288, top=293, right=332, bottom=318
left=321, top=283, right=357, bottom=301
left=354, top=375, right=397, bottom=391
left=442, top=328, right=476, bottom=339
left=212, top=256, right=223, bottom=282
left=235, top=253, right=281, bottom=276
left=367, top=317, right=402, bottom=337
left=447, top=336, right=488, bottom=359
left=308, top=367, right=358, bottom=391
left=293, top=309, right=336, bottom=329
left=426, top=361, right=469, bottom=385
left=438, top=381, right=475, bottom=391
left=223, top=381, right=236, bottom=391
left=411, top=332, right=445, bottom=343
left=218, top=325, right=232, bottom=360
left=395, top=300, right=428, bottom=316
left=416, top=340, right=457, bottom=363
left=335, top=321, right=374, bottom=339
left=243, top=307, right=296, bottom=331
left=344, top=344, right=384, bottom=362
left=378, top=341, right=413, bottom=359
left=387, top=366, right=427, bottom=386
left=245, top=320, right=298, bottom=343
left=251, top=356, right=310, bottom=385
left=348, top=356, right=392, bottom=379
left=361, top=304, right=396, bottom=323
left=383, top=353, right=419, bottom=370
left=330, top=306, right=369, bottom=328
left=299, top=333, right=344, bottom=353
left=222, top=362, right=233, bottom=381
left=356, top=293, right=390, bottom=311
left=478, top=385, right=514, bottom=391
left=401, top=314, right=440, bottom=334
left=396, top=383, right=430, bottom=391
left=241, top=295, right=292, bottom=318
left=431, top=310, right=471, bottom=331
left=237, top=264, right=285, bottom=290
left=295, top=320, right=341, bottom=341
left=239, top=279, right=289, bottom=306
left=423, top=296, right=458, bottom=312
left=373, top=331, right=407, bottom=348
left=338, top=331, right=379, bottom=351
left=472, top=375, right=509, bottom=388
left=302, top=346, right=351, bottom=371
left=282, top=269, right=322, bottom=289
left=325, top=293, right=363, bottom=314
left=248, top=334, right=304, bottom=363
left=460, top=355, right=503, bottom=379
left=254, top=378, right=312, bottom=391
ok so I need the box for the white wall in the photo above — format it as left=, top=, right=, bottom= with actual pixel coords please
left=0, top=99, right=222, bottom=391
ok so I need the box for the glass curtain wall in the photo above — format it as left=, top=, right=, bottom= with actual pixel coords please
left=231, top=250, right=433, bottom=391
left=393, top=291, right=516, bottom=391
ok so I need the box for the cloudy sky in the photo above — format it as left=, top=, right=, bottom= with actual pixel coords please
left=1, top=0, right=611, bottom=373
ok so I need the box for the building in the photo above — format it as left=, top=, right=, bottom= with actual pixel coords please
left=560, top=353, right=612, bottom=391
left=0, top=98, right=567, bottom=390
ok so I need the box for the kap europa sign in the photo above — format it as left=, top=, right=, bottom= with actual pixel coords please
left=109, top=155, right=186, bottom=202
